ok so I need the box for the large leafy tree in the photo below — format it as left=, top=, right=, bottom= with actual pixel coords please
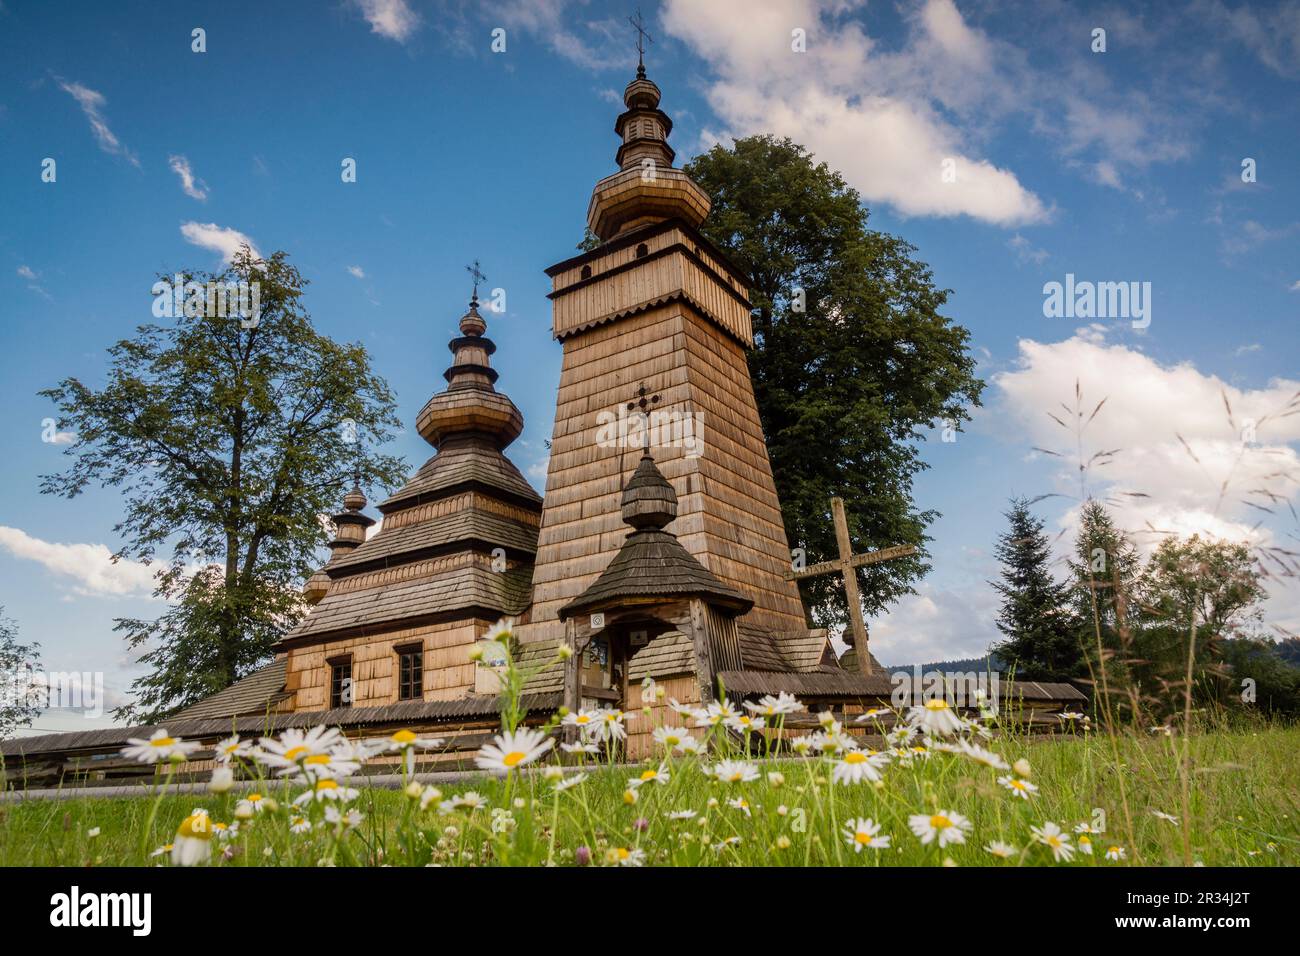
left=683, top=136, right=984, bottom=625
left=0, top=609, right=42, bottom=740
left=40, top=248, right=407, bottom=721
left=990, top=498, right=1081, bottom=681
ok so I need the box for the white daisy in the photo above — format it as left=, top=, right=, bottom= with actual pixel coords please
left=381, top=729, right=444, bottom=752
left=1077, top=834, right=1094, bottom=855
left=1105, top=845, right=1127, bottom=861
left=667, top=810, right=698, bottom=820
left=475, top=726, right=554, bottom=772
left=908, top=698, right=964, bottom=736
left=324, top=805, right=363, bottom=829
left=831, top=750, right=889, bottom=786
left=234, top=792, right=270, bottom=818
left=1030, top=821, right=1075, bottom=862
left=561, top=709, right=599, bottom=734
left=560, top=740, right=600, bottom=755
left=843, top=817, right=891, bottom=852
left=667, top=697, right=700, bottom=719
left=694, top=699, right=740, bottom=728
left=121, top=728, right=200, bottom=764
left=727, top=797, right=752, bottom=816
left=591, top=708, right=629, bottom=742
left=171, top=812, right=213, bottom=866
left=208, top=766, right=235, bottom=793
left=606, top=847, right=646, bottom=867
left=290, top=815, right=312, bottom=834
left=652, top=725, right=692, bottom=751
left=1074, top=821, right=1104, bottom=834
left=676, top=737, right=708, bottom=756
left=853, top=707, right=893, bottom=723
left=985, top=841, right=1017, bottom=858
left=951, top=739, right=1009, bottom=770
left=213, top=734, right=253, bottom=765
left=743, top=692, right=804, bottom=717
left=725, top=713, right=766, bottom=733
left=628, top=764, right=670, bottom=788
left=257, top=726, right=343, bottom=771
left=709, top=759, right=760, bottom=784
left=554, top=773, right=588, bottom=792
left=483, top=617, right=516, bottom=645
left=908, top=810, right=971, bottom=847
left=293, top=779, right=360, bottom=804
left=997, top=775, right=1039, bottom=800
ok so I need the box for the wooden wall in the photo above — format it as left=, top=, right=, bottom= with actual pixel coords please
left=625, top=673, right=700, bottom=760
left=522, top=300, right=808, bottom=649
left=286, top=617, right=493, bottom=710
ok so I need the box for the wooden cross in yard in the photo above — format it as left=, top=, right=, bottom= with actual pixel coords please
left=785, top=497, right=916, bottom=676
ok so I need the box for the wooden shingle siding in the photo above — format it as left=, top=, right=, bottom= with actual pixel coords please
left=523, top=297, right=808, bottom=651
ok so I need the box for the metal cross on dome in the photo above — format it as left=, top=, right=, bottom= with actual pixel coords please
left=465, top=259, right=487, bottom=301
left=629, top=6, right=653, bottom=71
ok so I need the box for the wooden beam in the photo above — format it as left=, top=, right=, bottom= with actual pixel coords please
left=830, top=498, right=875, bottom=677
left=784, top=543, right=917, bottom=581
left=686, top=598, right=715, bottom=704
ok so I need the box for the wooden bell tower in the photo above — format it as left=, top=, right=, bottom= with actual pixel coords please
left=522, top=53, right=810, bottom=651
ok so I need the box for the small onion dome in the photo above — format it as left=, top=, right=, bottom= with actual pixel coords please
left=415, top=297, right=524, bottom=450
left=303, top=567, right=331, bottom=605
left=343, top=486, right=367, bottom=512
left=622, top=73, right=662, bottom=111
left=459, top=297, right=487, bottom=337
left=621, top=451, right=678, bottom=529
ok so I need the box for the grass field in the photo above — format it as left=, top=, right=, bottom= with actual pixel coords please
left=2, top=721, right=1295, bottom=867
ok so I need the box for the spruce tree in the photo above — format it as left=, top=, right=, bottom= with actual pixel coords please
left=990, top=497, right=1080, bottom=681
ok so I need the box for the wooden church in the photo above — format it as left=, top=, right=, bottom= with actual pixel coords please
left=1, top=61, right=1082, bottom=783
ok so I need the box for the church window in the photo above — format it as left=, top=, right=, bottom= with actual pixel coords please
left=329, top=657, right=353, bottom=709
left=635, top=243, right=648, bottom=258
left=397, top=646, right=424, bottom=701
left=581, top=265, right=592, bottom=280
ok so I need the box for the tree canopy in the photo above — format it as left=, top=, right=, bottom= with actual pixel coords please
left=40, top=248, right=407, bottom=720
left=683, top=135, right=984, bottom=627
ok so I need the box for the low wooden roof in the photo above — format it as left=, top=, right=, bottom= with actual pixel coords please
left=280, top=564, right=533, bottom=646
left=171, top=659, right=290, bottom=722
left=380, top=438, right=542, bottom=514
left=558, top=527, right=753, bottom=618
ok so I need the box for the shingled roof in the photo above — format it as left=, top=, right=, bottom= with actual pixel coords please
left=171, top=658, right=291, bottom=721
left=559, top=451, right=754, bottom=619
left=281, top=564, right=532, bottom=645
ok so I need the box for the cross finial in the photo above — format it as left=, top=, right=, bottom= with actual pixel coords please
left=629, top=6, right=653, bottom=75
left=626, top=381, right=661, bottom=452
left=465, top=259, right=487, bottom=304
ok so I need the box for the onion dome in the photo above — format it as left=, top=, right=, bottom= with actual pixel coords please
left=414, top=296, right=524, bottom=450
left=586, top=64, right=711, bottom=241
left=621, top=451, right=678, bottom=528
left=304, top=483, right=376, bottom=605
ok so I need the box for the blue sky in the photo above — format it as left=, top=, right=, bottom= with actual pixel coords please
left=1, top=0, right=1297, bottom=732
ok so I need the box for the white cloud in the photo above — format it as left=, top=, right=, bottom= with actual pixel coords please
left=661, top=0, right=1048, bottom=226
left=994, top=330, right=1300, bottom=551
left=0, top=527, right=157, bottom=598
left=168, top=154, right=208, bottom=200
left=527, top=459, right=549, bottom=485
left=868, top=581, right=1002, bottom=666
left=56, top=79, right=139, bottom=167
left=180, top=222, right=261, bottom=264
left=347, top=265, right=366, bottom=279
left=352, top=0, right=420, bottom=43
left=1007, top=234, right=1048, bottom=266
left=1291, top=280, right=1300, bottom=292
left=17, top=265, right=37, bottom=280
